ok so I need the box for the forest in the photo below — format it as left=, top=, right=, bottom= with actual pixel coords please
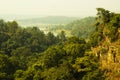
left=0, top=8, right=120, bottom=80
left=50, top=16, right=95, bottom=38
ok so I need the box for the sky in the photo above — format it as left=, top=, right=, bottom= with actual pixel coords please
left=0, top=0, right=120, bottom=18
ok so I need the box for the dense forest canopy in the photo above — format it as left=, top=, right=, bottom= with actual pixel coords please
left=0, top=8, right=120, bottom=80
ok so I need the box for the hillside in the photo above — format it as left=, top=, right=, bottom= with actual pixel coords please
left=50, top=17, right=96, bottom=38
left=0, top=8, right=120, bottom=80
left=17, top=16, right=80, bottom=26
left=90, top=8, right=120, bottom=80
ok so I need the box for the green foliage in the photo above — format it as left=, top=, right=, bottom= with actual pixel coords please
left=46, top=32, right=59, bottom=46
left=89, top=31, right=104, bottom=46
left=65, top=43, right=85, bottom=59
left=14, top=70, right=25, bottom=80
left=40, top=63, right=75, bottom=80
left=0, top=19, right=7, bottom=32
left=96, top=8, right=110, bottom=23
left=70, top=17, right=96, bottom=38
left=1, top=8, right=119, bottom=80
left=67, top=36, right=86, bottom=44
left=39, top=46, right=65, bottom=68
left=57, top=30, right=66, bottom=42
left=0, top=54, right=14, bottom=79
left=90, top=8, right=120, bottom=46
left=72, top=52, right=103, bottom=80
left=0, top=33, right=10, bottom=46
left=82, top=70, right=105, bottom=80
left=50, top=17, right=95, bottom=38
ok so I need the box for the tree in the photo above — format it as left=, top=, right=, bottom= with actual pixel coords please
left=58, top=31, right=66, bottom=42
left=65, top=44, right=85, bottom=60
left=67, top=36, right=86, bottom=44
left=46, top=32, right=56, bottom=46
left=96, top=8, right=110, bottom=24
left=72, top=52, right=103, bottom=80
left=40, top=63, right=75, bottom=80
left=0, top=33, right=10, bottom=47
left=28, top=27, right=46, bottom=52
left=0, top=19, right=7, bottom=32
left=7, top=21, right=19, bottom=34
left=0, top=54, right=14, bottom=80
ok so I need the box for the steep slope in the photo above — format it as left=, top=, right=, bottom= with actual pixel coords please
left=91, top=8, right=120, bottom=80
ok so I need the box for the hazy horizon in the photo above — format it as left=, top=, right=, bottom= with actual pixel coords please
left=0, top=0, right=120, bottom=20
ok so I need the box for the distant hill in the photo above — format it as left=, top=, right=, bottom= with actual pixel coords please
left=50, top=17, right=96, bottom=38
left=17, top=16, right=80, bottom=26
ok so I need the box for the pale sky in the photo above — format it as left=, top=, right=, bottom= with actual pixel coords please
left=0, top=0, right=120, bottom=17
